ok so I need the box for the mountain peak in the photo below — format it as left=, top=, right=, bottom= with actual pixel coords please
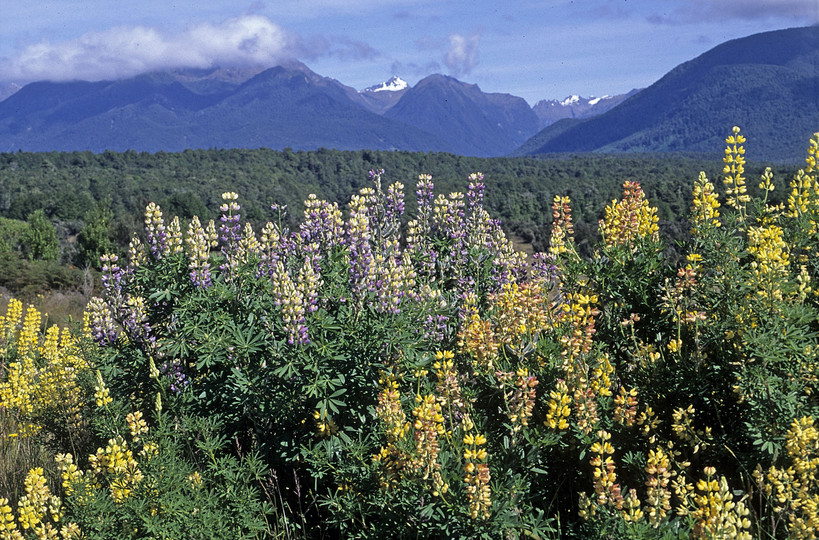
left=560, top=95, right=581, bottom=106
left=362, top=76, right=408, bottom=93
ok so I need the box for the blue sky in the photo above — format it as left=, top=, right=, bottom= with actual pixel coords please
left=2, top=0, right=817, bottom=104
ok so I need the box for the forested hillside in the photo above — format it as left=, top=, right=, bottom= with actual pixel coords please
left=0, top=148, right=796, bottom=239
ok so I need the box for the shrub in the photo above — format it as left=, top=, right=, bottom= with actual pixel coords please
left=2, top=129, right=818, bottom=538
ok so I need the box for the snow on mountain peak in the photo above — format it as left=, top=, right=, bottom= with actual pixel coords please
left=588, top=95, right=610, bottom=106
left=362, top=76, right=408, bottom=93
left=560, top=95, right=580, bottom=106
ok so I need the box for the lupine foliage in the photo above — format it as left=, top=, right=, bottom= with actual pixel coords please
left=1, top=129, right=819, bottom=538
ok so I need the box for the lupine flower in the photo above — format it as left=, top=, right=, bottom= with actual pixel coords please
left=300, top=194, right=344, bottom=252
left=549, top=195, right=576, bottom=257
left=17, top=467, right=51, bottom=530
left=545, top=379, right=572, bottom=430
left=347, top=192, right=375, bottom=302
left=94, top=370, right=113, bottom=408
left=408, top=394, right=448, bottom=496
left=466, top=173, right=485, bottom=211
left=690, top=468, right=752, bottom=539
left=272, top=260, right=309, bottom=345
left=691, top=172, right=721, bottom=231
left=126, top=411, right=149, bottom=442
left=237, top=222, right=261, bottom=265
left=128, top=234, right=147, bottom=268
left=599, top=181, right=659, bottom=248
left=167, top=215, right=183, bottom=254
left=219, top=192, right=242, bottom=273
left=747, top=224, right=790, bottom=304
left=497, top=368, right=538, bottom=433
left=530, top=252, right=562, bottom=302
left=100, top=254, right=125, bottom=301
left=161, top=360, right=190, bottom=393
left=645, top=446, right=672, bottom=525
left=88, top=436, right=144, bottom=503
left=423, top=314, right=449, bottom=344
left=122, top=295, right=153, bottom=348
left=463, top=429, right=491, bottom=519
left=258, top=219, right=297, bottom=278
left=144, top=202, right=167, bottom=259
left=205, top=219, right=219, bottom=248
left=373, top=371, right=411, bottom=489
left=384, top=182, right=405, bottom=224
left=185, top=216, right=212, bottom=288
left=755, top=416, right=819, bottom=537
left=297, top=254, right=322, bottom=315
left=433, top=350, right=465, bottom=418
left=589, top=430, right=622, bottom=509
left=613, top=387, right=639, bottom=426
left=86, top=297, right=119, bottom=346
left=723, top=126, right=749, bottom=216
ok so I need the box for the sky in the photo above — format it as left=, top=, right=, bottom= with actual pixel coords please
left=2, top=0, right=817, bottom=105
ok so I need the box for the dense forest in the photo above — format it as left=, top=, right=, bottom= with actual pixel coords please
left=0, top=148, right=796, bottom=271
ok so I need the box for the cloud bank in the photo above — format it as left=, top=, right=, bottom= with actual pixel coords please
left=0, top=14, right=375, bottom=84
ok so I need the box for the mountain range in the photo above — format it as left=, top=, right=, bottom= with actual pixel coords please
left=0, top=25, right=816, bottom=161
left=516, top=26, right=819, bottom=162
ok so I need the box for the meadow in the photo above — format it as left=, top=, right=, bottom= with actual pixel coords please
left=1, top=127, right=818, bottom=538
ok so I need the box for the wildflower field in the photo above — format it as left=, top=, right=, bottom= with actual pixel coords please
left=1, top=128, right=819, bottom=539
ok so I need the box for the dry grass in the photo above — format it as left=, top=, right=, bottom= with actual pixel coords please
left=0, top=409, right=56, bottom=505
left=0, top=287, right=91, bottom=331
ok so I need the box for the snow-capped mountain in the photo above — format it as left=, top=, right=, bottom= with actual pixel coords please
left=533, top=91, right=638, bottom=128
left=361, top=76, right=408, bottom=93
left=355, top=76, right=410, bottom=114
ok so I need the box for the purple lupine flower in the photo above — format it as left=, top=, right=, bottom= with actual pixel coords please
left=384, top=182, right=405, bottom=224
left=416, top=174, right=435, bottom=214
left=466, top=173, right=485, bottom=212
left=219, top=192, right=242, bottom=275
left=86, top=297, right=119, bottom=346
left=346, top=193, right=375, bottom=302
left=531, top=252, right=564, bottom=309
left=161, top=359, right=190, bottom=394
left=100, top=254, right=124, bottom=299
left=219, top=192, right=242, bottom=247
left=144, top=203, right=168, bottom=259
left=531, top=252, right=560, bottom=283
left=122, top=295, right=154, bottom=347
left=300, top=195, right=344, bottom=252
left=423, top=314, right=449, bottom=343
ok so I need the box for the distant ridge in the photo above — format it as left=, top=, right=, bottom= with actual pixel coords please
left=384, top=74, right=540, bottom=157
left=516, top=26, right=819, bottom=162
left=532, top=90, right=639, bottom=129
left=0, top=63, right=452, bottom=154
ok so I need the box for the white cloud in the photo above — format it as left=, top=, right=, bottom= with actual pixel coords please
left=0, top=15, right=297, bottom=83
left=443, top=32, right=480, bottom=76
